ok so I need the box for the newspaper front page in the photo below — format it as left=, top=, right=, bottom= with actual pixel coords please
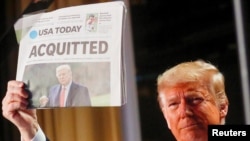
left=14, top=1, right=126, bottom=108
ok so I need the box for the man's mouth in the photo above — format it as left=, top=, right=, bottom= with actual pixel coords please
left=180, top=123, right=200, bottom=130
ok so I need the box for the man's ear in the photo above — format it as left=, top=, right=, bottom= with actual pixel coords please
left=165, top=118, right=171, bottom=129
left=220, top=103, right=228, bottom=118
left=162, top=112, right=171, bottom=129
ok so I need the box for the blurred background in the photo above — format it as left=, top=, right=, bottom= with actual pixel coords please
left=0, top=0, right=249, bottom=141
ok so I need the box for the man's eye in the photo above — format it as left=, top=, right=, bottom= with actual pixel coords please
left=191, top=97, right=203, bottom=105
left=169, top=102, right=178, bottom=107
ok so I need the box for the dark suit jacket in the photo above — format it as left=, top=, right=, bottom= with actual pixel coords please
left=47, top=81, right=91, bottom=107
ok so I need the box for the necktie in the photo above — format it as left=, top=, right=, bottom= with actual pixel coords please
left=60, top=87, right=66, bottom=107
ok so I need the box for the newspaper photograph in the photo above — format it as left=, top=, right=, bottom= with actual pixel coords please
left=14, top=1, right=127, bottom=108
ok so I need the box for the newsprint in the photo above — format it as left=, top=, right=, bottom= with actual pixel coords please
left=14, top=1, right=127, bottom=108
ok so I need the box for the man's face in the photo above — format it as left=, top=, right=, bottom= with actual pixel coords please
left=56, top=69, right=71, bottom=86
left=159, top=82, right=222, bottom=141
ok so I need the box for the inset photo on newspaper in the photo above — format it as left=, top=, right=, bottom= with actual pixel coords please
left=22, top=62, right=111, bottom=108
left=85, top=13, right=98, bottom=32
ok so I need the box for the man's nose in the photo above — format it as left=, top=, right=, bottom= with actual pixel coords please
left=179, top=100, right=193, bottom=118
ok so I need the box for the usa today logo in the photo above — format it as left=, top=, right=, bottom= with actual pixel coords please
left=29, top=26, right=82, bottom=39
left=29, top=30, right=38, bottom=39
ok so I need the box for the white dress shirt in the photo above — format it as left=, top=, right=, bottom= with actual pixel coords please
left=21, top=126, right=46, bottom=141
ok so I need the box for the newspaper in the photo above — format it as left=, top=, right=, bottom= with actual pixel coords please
left=14, top=1, right=127, bottom=108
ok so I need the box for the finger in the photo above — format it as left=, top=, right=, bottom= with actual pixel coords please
left=2, top=100, right=27, bottom=119
left=2, top=92, right=28, bottom=110
left=7, top=81, right=28, bottom=98
left=7, top=80, right=25, bottom=89
left=7, top=92, right=28, bottom=105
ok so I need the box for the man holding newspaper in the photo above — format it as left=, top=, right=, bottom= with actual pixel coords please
left=39, top=64, right=91, bottom=107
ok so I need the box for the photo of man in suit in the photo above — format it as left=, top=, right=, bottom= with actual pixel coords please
left=39, top=64, right=91, bottom=107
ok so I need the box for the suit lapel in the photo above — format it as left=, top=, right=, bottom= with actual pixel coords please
left=65, top=82, right=76, bottom=106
